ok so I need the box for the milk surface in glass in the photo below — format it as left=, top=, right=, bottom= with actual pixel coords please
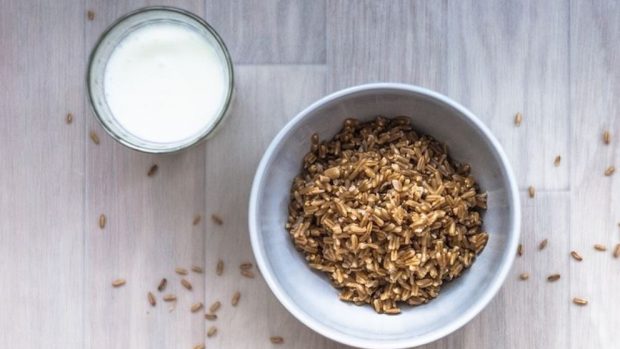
left=104, top=22, right=228, bottom=143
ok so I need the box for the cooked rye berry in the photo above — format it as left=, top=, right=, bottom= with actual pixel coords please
left=209, top=301, right=221, bottom=313
left=270, top=336, right=284, bottom=344
left=240, top=269, right=255, bottom=278
left=231, top=291, right=241, bottom=306
left=190, top=302, right=203, bottom=313
left=286, top=117, right=488, bottom=314
left=211, top=214, right=223, bottom=225
left=147, top=292, right=156, bottom=306
left=514, top=112, right=523, bottom=126
left=147, top=164, right=158, bottom=177
left=573, top=297, right=588, bottom=306
left=571, top=251, right=583, bottom=262
left=603, top=130, right=611, bottom=145
left=99, top=214, right=106, bottom=229
left=216, top=260, right=224, bottom=276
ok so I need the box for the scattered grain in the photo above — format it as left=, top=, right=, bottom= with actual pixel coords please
left=66, top=113, right=73, bottom=124
left=519, top=273, right=529, bottom=281
left=324, top=166, right=341, bottom=179
left=594, top=244, right=607, bottom=251
left=514, top=112, right=522, bottom=126
left=605, top=166, right=615, bottom=176
left=384, top=308, right=401, bottom=314
left=311, top=133, right=319, bottom=144
left=175, top=267, right=188, bottom=275
left=87, top=10, right=95, bottom=20
left=270, top=336, right=284, bottom=344
left=157, top=278, right=167, bottom=292
left=193, top=215, right=202, bottom=226
left=98, top=214, right=106, bottom=229
left=603, top=130, right=611, bottom=145
left=112, top=278, right=126, bottom=287
left=191, top=302, right=203, bottom=313
left=216, top=260, right=224, bottom=276
left=193, top=344, right=205, bottom=349
left=538, top=239, right=548, bottom=250
left=191, top=265, right=203, bottom=273
left=241, top=269, right=255, bottom=279
left=147, top=164, right=158, bottom=177
left=573, top=297, right=588, bottom=306
left=571, top=251, right=583, bottom=262
left=517, top=244, right=524, bottom=257
left=181, top=279, right=192, bottom=291
left=205, top=313, right=217, bottom=321
left=163, top=294, right=177, bottom=302
left=89, top=131, right=100, bottom=145
left=211, top=214, right=223, bottom=225
left=207, top=326, right=217, bottom=338
left=147, top=292, right=156, bottom=306
left=239, top=262, right=253, bottom=270
left=547, top=274, right=561, bottom=282
left=209, top=301, right=221, bottom=313
left=613, top=244, right=620, bottom=258
left=231, top=291, right=241, bottom=306
left=528, top=186, right=535, bottom=198
left=553, top=155, right=561, bottom=167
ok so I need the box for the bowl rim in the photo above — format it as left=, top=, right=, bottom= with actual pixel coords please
left=248, top=82, right=521, bottom=349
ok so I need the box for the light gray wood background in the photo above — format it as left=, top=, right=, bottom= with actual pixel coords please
left=0, top=0, right=618, bottom=348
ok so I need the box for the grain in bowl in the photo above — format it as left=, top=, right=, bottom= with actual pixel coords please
left=286, top=116, right=489, bottom=314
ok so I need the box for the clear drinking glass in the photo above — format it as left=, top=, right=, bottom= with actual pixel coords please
left=87, top=6, right=234, bottom=153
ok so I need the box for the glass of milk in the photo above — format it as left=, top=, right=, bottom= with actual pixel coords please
left=87, top=7, right=234, bottom=153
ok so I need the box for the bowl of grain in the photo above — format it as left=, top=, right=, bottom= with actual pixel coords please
left=249, top=83, right=520, bottom=348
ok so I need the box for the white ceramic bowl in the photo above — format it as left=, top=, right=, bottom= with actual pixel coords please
left=249, top=83, right=520, bottom=348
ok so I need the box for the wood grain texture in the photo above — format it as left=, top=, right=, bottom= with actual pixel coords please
left=0, top=1, right=85, bottom=347
left=569, top=1, right=620, bottom=347
left=326, top=0, right=447, bottom=92
left=422, top=193, right=571, bottom=349
left=446, top=0, right=570, bottom=191
left=83, top=1, right=207, bottom=349
left=205, top=0, right=326, bottom=64
left=1, top=0, right=620, bottom=348
left=202, top=65, right=347, bottom=349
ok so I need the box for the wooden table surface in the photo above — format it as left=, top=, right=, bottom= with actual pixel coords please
left=1, top=0, right=619, bottom=348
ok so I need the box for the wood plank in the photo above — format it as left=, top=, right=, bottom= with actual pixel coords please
left=83, top=1, right=207, bottom=349
left=569, top=1, right=620, bottom=347
left=446, top=0, right=570, bottom=191
left=425, top=2, right=572, bottom=347
left=205, top=0, right=326, bottom=64
left=423, top=193, right=570, bottom=348
left=326, top=0, right=447, bottom=92
left=0, top=0, right=85, bottom=347
left=203, top=65, right=351, bottom=349
left=5, top=0, right=620, bottom=348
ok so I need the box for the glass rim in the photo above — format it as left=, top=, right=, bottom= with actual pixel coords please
left=86, top=6, right=235, bottom=154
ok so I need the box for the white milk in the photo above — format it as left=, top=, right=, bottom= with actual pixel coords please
left=104, top=23, right=228, bottom=143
